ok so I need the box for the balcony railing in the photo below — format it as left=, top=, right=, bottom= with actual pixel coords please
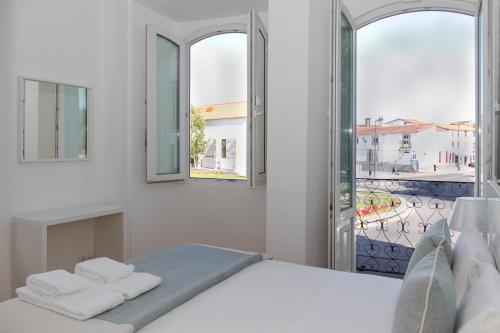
left=355, top=178, right=474, bottom=276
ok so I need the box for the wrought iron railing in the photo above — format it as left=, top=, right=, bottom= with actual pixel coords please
left=355, top=178, right=474, bottom=276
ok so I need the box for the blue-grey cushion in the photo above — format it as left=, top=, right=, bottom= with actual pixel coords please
left=406, top=219, right=453, bottom=276
left=392, top=246, right=456, bottom=333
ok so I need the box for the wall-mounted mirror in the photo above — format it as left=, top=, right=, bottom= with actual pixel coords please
left=19, top=78, right=90, bottom=162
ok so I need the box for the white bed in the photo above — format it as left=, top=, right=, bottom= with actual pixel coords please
left=139, top=260, right=401, bottom=333
left=0, top=260, right=401, bottom=333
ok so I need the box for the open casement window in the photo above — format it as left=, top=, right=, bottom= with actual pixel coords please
left=147, top=25, right=187, bottom=182
left=250, top=11, right=268, bottom=187
left=488, top=0, right=500, bottom=187
left=329, top=0, right=357, bottom=272
left=147, top=12, right=267, bottom=186
left=476, top=0, right=497, bottom=193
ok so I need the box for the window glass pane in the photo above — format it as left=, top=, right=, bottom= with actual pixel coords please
left=189, top=33, right=247, bottom=180
left=340, top=14, right=354, bottom=210
left=156, top=35, right=180, bottom=175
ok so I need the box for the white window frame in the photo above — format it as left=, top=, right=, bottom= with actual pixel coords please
left=347, top=1, right=495, bottom=195
left=250, top=11, right=268, bottom=187
left=147, top=14, right=267, bottom=186
left=184, top=24, right=251, bottom=186
left=183, top=14, right=268, bottom=187
left=146, top=25, right=187, bottom=182
left=353, top=1, right=476, bottom=28
left=490, top=0, right=500, bottom=186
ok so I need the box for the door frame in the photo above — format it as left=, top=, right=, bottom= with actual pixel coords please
left=328, top=0, right=492, bottom=271
left=329, top=0, right=357, bottom=271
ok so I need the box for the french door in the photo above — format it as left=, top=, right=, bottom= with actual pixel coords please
left=476, top=0, right=496, bottom=196
left=329, top=0, right=357, bottom=271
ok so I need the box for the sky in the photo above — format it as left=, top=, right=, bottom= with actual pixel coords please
left=357, top=11, right=475, bottom=125
left=190, top=33, right=247, bottom=107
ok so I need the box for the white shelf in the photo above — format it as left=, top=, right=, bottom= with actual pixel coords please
left=12, top=204, right=125, bottom=291
left=15, top=204, right=123, bottom=226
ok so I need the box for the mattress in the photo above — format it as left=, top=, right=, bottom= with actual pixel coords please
left=139, top=260, right=402, bottom=333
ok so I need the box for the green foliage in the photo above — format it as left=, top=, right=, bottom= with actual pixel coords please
left=190, top=106, right=209, bottom=167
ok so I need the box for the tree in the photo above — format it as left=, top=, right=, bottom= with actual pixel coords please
left=190, top=106, right=210, bottom=168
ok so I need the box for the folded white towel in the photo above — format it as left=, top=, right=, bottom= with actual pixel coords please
left=107, top=272, right=161, bottom=300
left=16, top=285, right=124, bottom=320
left=26, top=270, right=90, bottom=298
left=75, top=258, right=134, bottom=283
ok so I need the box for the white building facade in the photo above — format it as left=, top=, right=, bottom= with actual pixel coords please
left=196, top=102, right=247, bottom=177
left=357, top=118, right=475, bottom=173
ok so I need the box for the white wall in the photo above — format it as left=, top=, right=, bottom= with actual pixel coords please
left=0, top=0, right=131, bottom=300
left=204, top=118, right=247, bottom=176
left=0, top=0, right=339, bottom=301
left=0, top=1, right=267, bottom=301
left=266, top=0, right=330, bottom=267
left=129, top=3, right=266, bottom=259
left=305, top=0, right=330, bottom=267
left=0, top=0, right=14, bottom=302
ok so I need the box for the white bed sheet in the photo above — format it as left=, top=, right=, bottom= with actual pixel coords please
left=139, top=260, right=402, bottom=333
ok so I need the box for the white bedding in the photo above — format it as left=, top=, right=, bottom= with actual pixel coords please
left=0, top=260, right=401, bottom=333
left=140, top=260, right=402, bottom=333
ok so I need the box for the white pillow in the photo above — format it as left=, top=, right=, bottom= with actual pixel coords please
left=456, top=262, right=500, bottom=333
left=453, top=230, right=495, bottom=304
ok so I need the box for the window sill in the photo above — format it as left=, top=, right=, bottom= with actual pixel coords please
left=187, top=178, right=255, bottom=190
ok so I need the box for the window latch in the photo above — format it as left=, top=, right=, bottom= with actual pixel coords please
left=254, top=95, right=262, bottom=106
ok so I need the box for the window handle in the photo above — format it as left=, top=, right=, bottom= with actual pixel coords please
left=254, top=95, right=262, bottom=106
left=253, top=109, right=264, bottom=118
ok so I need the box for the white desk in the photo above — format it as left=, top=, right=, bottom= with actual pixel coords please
left=12, top=204, right=124, bottom=290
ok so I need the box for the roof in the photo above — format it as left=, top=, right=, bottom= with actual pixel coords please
left=385, top=118, right=427, bottom=125
left=357, top=123, right=434, bottom=135
left=194, top=101, right=247, bottom=121
left=358, top=117, right=476, bottom=135
left=436, top=124, right=475, bottom=132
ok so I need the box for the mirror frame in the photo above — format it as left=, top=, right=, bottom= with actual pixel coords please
left=17, top=76, right=92, bottom=163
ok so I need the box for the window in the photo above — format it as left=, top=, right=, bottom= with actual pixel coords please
left=221, top=139, right=227, bottom=159
left=146, top=26, right=185, bottom=182
left=146, top=13, right=267, bottom=186
left=402, top=134, right=410, bottom=147
left=372, top=136, right=379, bottom=145
left=189, top=33, right=248, bottom=180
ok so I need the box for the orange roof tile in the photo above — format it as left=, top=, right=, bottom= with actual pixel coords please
left=357, top=124, right=434, bottom=135
left=386, top=118, right=427, bottom=125
left=436, top=124, right=475, bottom=132
left=194, top=101, right=247, bottom=121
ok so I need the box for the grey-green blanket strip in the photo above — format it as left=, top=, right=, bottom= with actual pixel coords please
left=96, top=244, right=262, bottom=331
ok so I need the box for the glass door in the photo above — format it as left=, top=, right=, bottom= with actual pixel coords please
left=329, top=0, right=356, bottom=271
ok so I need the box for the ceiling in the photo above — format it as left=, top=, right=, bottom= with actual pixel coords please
left=342, top=0, right=479, bottom=26
left=135, top=0, right=268, bottom=22
left=135, top=0, right=479, bottom=26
